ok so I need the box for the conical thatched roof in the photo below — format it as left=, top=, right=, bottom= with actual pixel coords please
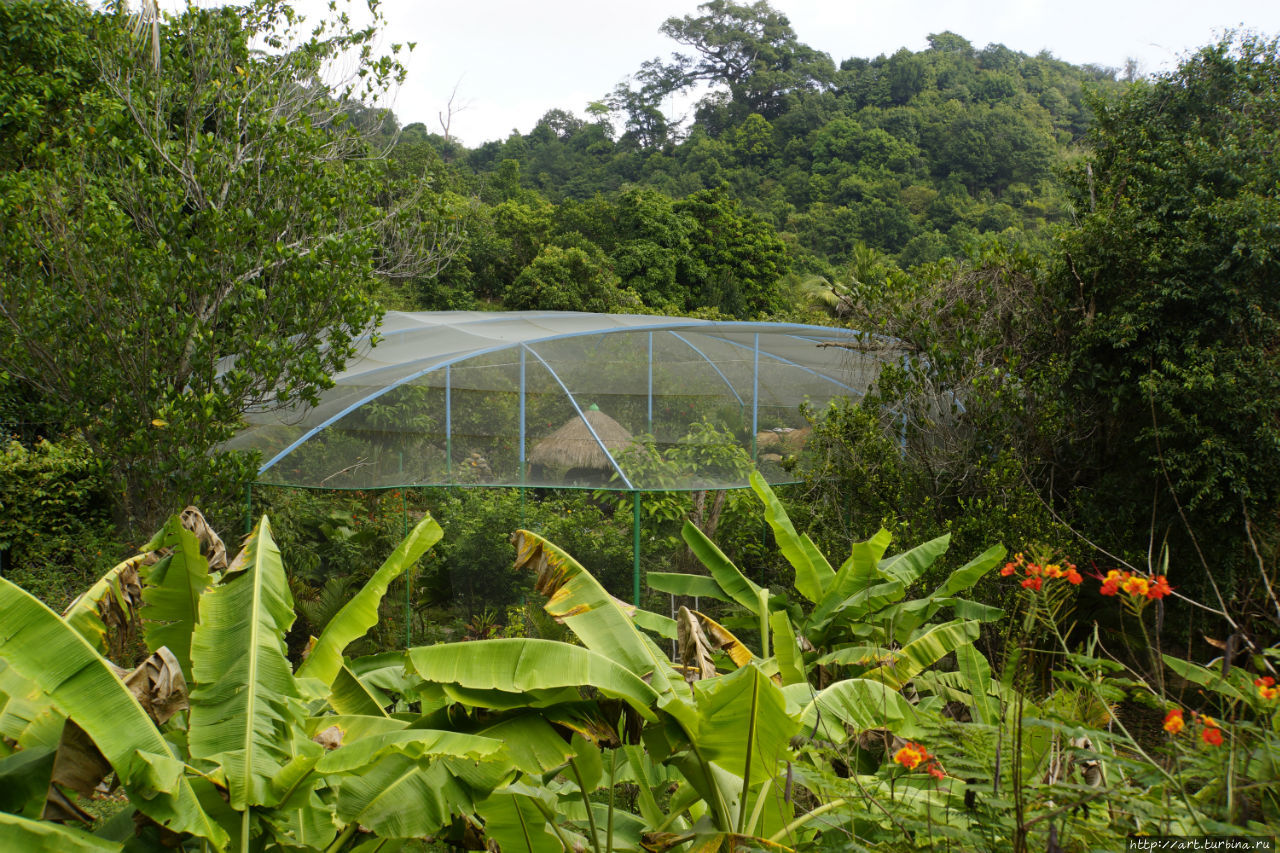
left=530, top=406, right=633, bottom=471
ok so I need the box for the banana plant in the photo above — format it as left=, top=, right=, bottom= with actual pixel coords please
left=650, top=471, right=1005, bottom=695
left=0, top=508, right=498, bottom=851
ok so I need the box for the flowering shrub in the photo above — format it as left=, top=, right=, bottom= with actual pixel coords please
left=1097, top=567, right=1172, bottom=600
left=892, top=741, right=946, bottom=779
left=1000, top=551, right=1082, bottom=588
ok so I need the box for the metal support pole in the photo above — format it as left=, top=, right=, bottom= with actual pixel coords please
left=647, top=332, right=653, bottom=434
left=752, top=333, right=760, bottom=462
left=519, top=348, right=527, bottom=528
left=402, top=491, right=411, bottom=648
left=632, top=492, right=642, bottom=607
left=445, top=365, right=453, bottom=481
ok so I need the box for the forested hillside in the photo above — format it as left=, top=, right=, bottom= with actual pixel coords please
left=391, top=3, right=1123, bottom=316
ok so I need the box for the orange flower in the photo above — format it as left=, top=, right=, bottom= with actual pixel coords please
left=926, top=762, right=946, bottom=779
left=1044, top=564, right=1062, bottom=578
left=1146, top=575, right=1173, bottom=600
left=1000, top=563, right=1017, bottom=577
left=893, top=743, right=929, bottom=770
left=1121, top=575, right=1150, bottom=597
left=1201, top=726, right=1224, bottom=746
left=1099, top=569, right=1125, bottom=596
left=1255, top=677, right=1278, bottom=701
left=1163, top=708, right=1185, bottom=735
left=1021, top=576, right=1043, bottom=591
left=1065, top=568, right=1083, bottom=585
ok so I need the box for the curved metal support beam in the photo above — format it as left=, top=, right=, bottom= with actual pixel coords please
left=521, top=344, right=635, bottom=491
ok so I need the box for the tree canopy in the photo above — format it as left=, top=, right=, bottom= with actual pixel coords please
left=0, top=0, right=456, bottom=529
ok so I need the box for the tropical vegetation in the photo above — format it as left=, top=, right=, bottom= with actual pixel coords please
left=2, top=0, right=1280, bottom=849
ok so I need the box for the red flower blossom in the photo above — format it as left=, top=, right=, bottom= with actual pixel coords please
left=1201, top=726, right=1223, bottom=746
left=1163, top=708, right=1185, bottom=735
left=1146, top=575, right=1173, bottom=600
left=1020, top=576, right=1043, bottom=591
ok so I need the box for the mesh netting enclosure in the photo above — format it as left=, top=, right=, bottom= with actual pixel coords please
left=227, top=312, right=903, bottom=491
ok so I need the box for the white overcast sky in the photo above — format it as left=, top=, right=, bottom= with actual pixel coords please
left=309, top=1, right=1280, bottom=146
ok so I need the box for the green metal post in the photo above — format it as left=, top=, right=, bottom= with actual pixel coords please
left=632, top=492, right=642, bottom=606
left=403, top=491, right=411, bottom=648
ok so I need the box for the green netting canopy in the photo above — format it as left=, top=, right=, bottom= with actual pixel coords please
left=227, top=311, right=903, bottom=492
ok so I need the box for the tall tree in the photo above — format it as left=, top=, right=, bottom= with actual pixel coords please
left=0, top=0, right=456, bottom=530
left=1058, top=34, right=1280, bottom=569
left=657, top=0, right=834, bottom=121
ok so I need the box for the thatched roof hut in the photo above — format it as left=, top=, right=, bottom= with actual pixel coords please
left=530, top=405, right=633, bottom=472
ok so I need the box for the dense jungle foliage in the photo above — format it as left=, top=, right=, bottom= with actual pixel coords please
left=2, top=0, right=1280, bottom=848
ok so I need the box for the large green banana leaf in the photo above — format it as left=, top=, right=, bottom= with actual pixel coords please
left=0, top=578, right=226, bottom=848
left=861, top=619, right=982, bottom=690
left=141, top=517, right=213, bottom=681
left=335, top=753, right=496, bottom=839
left=188, top=516, right=303, bottom=816
left=296, top=513, right=442, bottom=687
left=316, top=729, right=504, bottom=774
left=876, top=533, right=950, bottom=587
left=679, top=521, right=764, bottom=612
left=407, top=639, right=659, bottom=720
left=0, top=811, right=120, bottom=852
left=954, top=644, right=997, bottom=725
left=830, top=528, right=894, bottom=599
left=475, top=787, right=566, bottom=853
left=692, top=664, right=798, bottom=792
left=512, top=530, right=677, bottom=698
left=645, top=570, right=731, bottom=603
left=0, top=661, right=63, bottom=750
left=799, top=677, right=927, bottom=740
left=750, top=471, right=833, bottom=603
left=479, top=715, right=575, bottom=775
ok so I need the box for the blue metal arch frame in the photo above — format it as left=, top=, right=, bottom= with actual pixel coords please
left=256, top=318, right=895, bottom=476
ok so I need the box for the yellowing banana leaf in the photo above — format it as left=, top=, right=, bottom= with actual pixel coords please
left=407, top=638, right=659, bottom=721
left=140, top=517, right=213, bottom=682
left=61, top=553, right=146, bottom=660
left=877, top=533, right=950, bottom=588
left=297, top=513, right=442, bottom=686
left=0, top=578, right=226, bottom=848
left=0, top=811, right=120, bottom=852
left=679, top=521, right=764, bottom=613
left=800, top=677, right=926, bottom=740
left=512, top=530, right=676, bottom=697
left=750, top=471, right=833, bottom=603
left=677, top=607, right=718, bottom=682
left=691, top=610, right=755, bottom=668
left=188, top=516, right=303, bottom=814
left=862, top=619, right=982, bottom=690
